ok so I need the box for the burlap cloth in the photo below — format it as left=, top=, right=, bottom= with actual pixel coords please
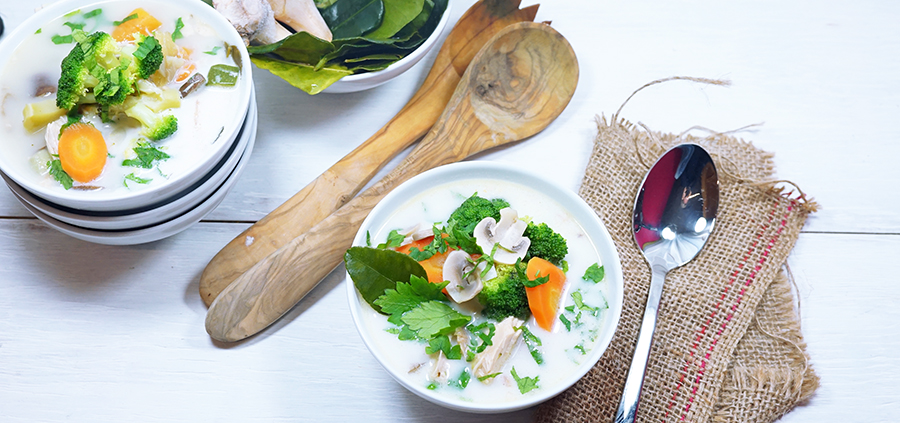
left=535, top=108, right=820, bottom=422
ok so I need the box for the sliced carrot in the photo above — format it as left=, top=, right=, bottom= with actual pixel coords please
left=58, top=123, right=107, bottom=183
left=525, top=257, right=567, bottom=331
left=111, top=8, right=162, bottom=42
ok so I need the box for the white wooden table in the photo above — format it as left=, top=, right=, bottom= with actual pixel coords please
left=1, top=1, right=898, bottom=421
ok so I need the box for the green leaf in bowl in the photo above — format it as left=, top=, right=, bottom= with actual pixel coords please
left=321, top=0, right=386, bottom=40
left=366, top=0, right=425, bottom=39
left=344, top=246, right=428, bottom=313
left=250, top=56, right=352, bottom=95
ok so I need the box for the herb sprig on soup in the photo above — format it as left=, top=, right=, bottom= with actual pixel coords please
left=346, top=192, right=609, bottom=398
left=8, top=5, right=242, bottom=191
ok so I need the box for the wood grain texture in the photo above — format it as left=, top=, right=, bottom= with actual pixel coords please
left=205, top=22, right=579, bottom=342
left=197, top=1, right=541, bottom=307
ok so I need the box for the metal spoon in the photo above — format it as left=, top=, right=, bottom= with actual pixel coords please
left=614, top=144, right=719, bottom=423
left=205, top=22, right=579, bottom=342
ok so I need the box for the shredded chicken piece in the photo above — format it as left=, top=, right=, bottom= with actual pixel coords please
left=266, top=0, right=333, bottom=41
left=44, top=116, right=66, bottom=156
left=214, top=0, right=291, bottom=45
left=429, top=351, right=450, bottom=384
left=454, top=327, right=470, bottom=358
left=472, top=316, right=524, bottom=384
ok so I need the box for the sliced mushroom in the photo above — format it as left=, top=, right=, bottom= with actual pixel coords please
left=473, top=208, right=530, bottom=265
left=472, top=316, right=524, bottom=383
left=396, top=223, right=435, bottom=248
left=442, top=250, right=484, bottom=303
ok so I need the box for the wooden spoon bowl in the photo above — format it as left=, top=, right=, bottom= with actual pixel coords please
left=206, top=21, right=579, bottom=342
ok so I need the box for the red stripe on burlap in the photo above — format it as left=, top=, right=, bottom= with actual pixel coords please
left=661, top=199, right=795, bottom=422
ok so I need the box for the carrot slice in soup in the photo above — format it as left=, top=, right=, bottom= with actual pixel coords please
left=112, top=8, right=162, bottom=41
left=57, top=123, right=107, bottom=183
left=525, top=257, right=567, bottom=331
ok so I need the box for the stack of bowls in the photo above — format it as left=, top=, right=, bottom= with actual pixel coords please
left=0, top=0, right=255, bottom=245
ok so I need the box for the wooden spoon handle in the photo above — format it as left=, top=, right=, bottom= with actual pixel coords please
left=205, top=93, right=481, bottom=342
left=198, top=1, right=540, bottom=306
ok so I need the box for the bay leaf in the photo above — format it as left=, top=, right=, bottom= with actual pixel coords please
left=366, top=0, right=425, bottom=39
left=393, top=0, right=432, bottom=40
left=321, top=0, right=385, bottom=40
left=250, top=56, right=352, bottom=95
left=248, top=31, right=334, bottom=65
left=344, top=246, right=428, bottom=314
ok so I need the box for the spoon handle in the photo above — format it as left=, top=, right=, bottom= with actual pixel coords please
left=204, top=97, right=475, bottom=342
left=614, top=266, right=668, bottom=423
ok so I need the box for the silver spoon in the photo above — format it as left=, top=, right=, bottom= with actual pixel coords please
left=614, top=144, right=719, bottom=423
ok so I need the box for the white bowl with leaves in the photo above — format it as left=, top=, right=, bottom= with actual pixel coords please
left=245, top=0, right=450, bottom=94
left=345, top=161, right=624, bottom=413
left=0, top=0, right=252, bottom=212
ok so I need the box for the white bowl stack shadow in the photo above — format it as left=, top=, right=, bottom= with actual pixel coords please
left=1, top=89, right=257, bottom=245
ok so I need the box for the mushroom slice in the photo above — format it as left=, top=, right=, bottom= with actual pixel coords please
left=442, top=250, right=484, bottom=303
left=397, top=223, right=435, bottom=247
left=472, top=316, right=524, bottom=383
left=474, top=208, right=530, bottom=265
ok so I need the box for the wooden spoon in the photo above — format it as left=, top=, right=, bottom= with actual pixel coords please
left=199, top=0, right=540, bottom=307
left=206, top=21, right=579, bottom=342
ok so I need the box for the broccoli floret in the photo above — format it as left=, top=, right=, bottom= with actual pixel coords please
left=124, top=101, right=177, bottom=141
left=449, top=194, right=510, bottom=233
left=131, top=35, right=164, bottom=80
left=57, top=30, right=120, bottom=110
left=477, top=262, right=531, bottom=321
left=94, top=60, right=136, bottom=111
left=523, top=222, right=568, bottom=266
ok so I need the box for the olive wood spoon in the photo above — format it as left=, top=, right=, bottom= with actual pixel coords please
left=199, top=0, right=540, bottom=307
left=206, top=22, right=579, bottom=342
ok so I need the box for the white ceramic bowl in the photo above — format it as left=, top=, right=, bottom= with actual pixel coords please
left=6, top=105, right=257, bottom=245
left=322, top=2, right=451, bottom=94
left=346, top=161, right=624, bottom=413
left=0, top=0, right=252, bottom=212
left=2, top=91, right=257, bottom=231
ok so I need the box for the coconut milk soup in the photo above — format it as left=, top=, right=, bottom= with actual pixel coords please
left=358, top=178, right=612, bottom=404
left=0, top=1, right=242, bottom=194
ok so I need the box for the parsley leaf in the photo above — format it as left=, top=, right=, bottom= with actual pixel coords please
left=374, top=275, right=447, bottom=316
left=401, top=301, right=470, bottom=339
left=204, top=46, right=222, bottom=55
left=572, top=291, right=600, bottom=316
left=477, top=372, right=501, bottom=382
left=523, top=273, right=549, bottom=288
left=510, top=367, right=540, bottom=394
left=559, top=314, right=572, bottom=331
left=124, top=173, right=152, bottom=186
left=51, top=34, right=74, bottom=44
left=122, top=143, right=170, bottom=169
left=574, top=343, right=587, bottom=355
left=376, top=229, right=405, bottom=249
left=465, top=321, right=495, bottom=361
left=583, top=263, right=605, bottom=283
left=63, top=22, right=85, bottom=31
left=172, top=17, right=184, bottom=41
left=450, top=369, right=471, bottom=389
left=48, top=159, right=74, bottom=189
left=113, top=13, right=138, bottom=26
left=518, top=325, right=544, bottom=365
left=83, top=8, right=102, bottom=19
left=425, top=335, right=462, bottom=360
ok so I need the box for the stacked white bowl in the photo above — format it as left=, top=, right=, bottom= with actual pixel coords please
left=0, top=0, right=256, bottom=245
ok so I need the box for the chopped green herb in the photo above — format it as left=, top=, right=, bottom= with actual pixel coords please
left=426, top=383, right=438, bottom=390
left=572, top=291, right=600, bottom=316
left=523, top=273, right=550, bottom=288
left=559, top=314, right=572, bottom=331
left=518, top=325, right=544, bottom=365
left=376, top=229, right=405, bottom=249
left=122, top=143, right=170, bottom=169
left=385, top=327, right=401, bottom=335
left=365, top=231, right=372, bottom=247
left=510, top=367, right=540, bottom=394
left=583, top=263, right=605, bottom=283
left=83, top=8, right=103, bottom=19
left=48, top=159, right=73, bottom=190
left=466, top=321, right=495, bottom=361
left=477, top=372, right=501, bottom=382
left=35, top=28, right=43, bottom=34
left=64, top=9, right=81, bottom=18
left=63, top=22, right=85, bottom=31
left=124, top=173, right=152, bottom=186
left=450, top=369, right=471, bottom=389
left=204, top=46, right=222, bottom=55
left=574, top=343, right=587, bottom=355
left=426, top=335, right=462, bottom=360
left=51, top=35, right=74, bottom=44
left=113, top=13, right=138, bottom=26
left=375, top=275, right=447, bottom=316
left=561, top=260, right=569, bottom=273
left=172, top=17, right=184, bottom=40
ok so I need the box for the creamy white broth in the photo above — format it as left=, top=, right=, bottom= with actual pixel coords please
left=357, top=178, right=612, bottom=404
left=0, top=2, right=243, bottom=194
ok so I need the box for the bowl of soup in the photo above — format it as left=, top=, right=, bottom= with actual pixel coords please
left=0, top=0, right=252, bottom=212
left=346, top=161, right=624, bottom=413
